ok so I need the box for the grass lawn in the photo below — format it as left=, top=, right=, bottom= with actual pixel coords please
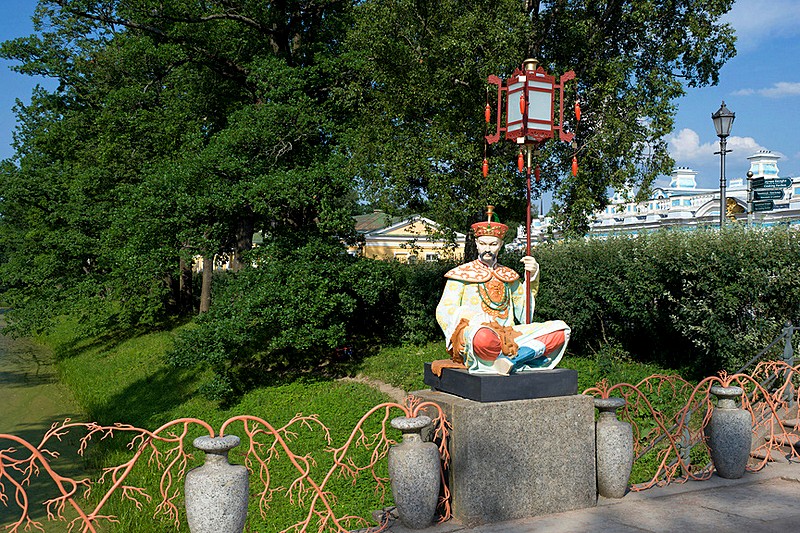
left=41, top=323, right=406, bottom=532
left=25, top=321, right=693, bottom=532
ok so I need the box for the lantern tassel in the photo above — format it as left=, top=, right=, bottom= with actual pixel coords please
left=517, top=151, right=525, bottom=173
left=572, top=156, right=578, bottom=176
left=482, top=158, right=489, bottom=178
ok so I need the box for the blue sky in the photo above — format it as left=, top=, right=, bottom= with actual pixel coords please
left=666, top=0, right=800, bottom=189
left=1, top=0, right=798, bottom=194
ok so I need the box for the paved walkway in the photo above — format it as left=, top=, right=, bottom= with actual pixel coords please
left=388, top=462, right=800, bottom=533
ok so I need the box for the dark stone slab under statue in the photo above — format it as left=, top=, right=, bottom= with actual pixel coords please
left=423, top=362, right=578, bottom=402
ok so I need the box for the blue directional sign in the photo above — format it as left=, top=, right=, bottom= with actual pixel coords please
left=762, top=178, right=792, bottom=189
left=752, top=199, right=774, bottom=212
left=750, top=177, right=765, bottom=189
left=753, top=189, right=785, bottom=201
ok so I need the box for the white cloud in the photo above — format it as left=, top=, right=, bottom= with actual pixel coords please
left=668, top=128, right=708, bottom=161
left=723, top=0, right=800, bottom=50
left=727, top=136, right=772, bottom=156
left=762, top=82, right=800, bottom=97
left=733, top=82, right=800, bottom=98
left=667, top=128, right=770, bottom=165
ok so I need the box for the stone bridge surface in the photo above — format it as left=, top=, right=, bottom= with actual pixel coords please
left=386, top=462, right=800, bottom=533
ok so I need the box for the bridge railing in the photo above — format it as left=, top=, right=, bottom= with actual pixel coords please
left=0, top=399, right=450, bottom=533
left=584, top=357, right=799, bottom=490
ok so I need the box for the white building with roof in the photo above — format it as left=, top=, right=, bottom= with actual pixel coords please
left=512, top=150, right=800, bottom=244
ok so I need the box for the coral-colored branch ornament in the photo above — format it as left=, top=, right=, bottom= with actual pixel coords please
left=583, top=361, right=800, bottom=490
left=4, top=362, right=797, bottom=531
left=0, top=400, right=451, bottom=533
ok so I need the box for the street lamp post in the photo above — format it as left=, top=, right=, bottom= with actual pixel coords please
left=712, top=101, right=735, bottom=228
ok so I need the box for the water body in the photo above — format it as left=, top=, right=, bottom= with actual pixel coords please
left=0, top=311, right=86, bottom=529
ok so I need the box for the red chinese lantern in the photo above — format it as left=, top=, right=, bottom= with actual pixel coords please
left=484, top=58, right=577, bottom=326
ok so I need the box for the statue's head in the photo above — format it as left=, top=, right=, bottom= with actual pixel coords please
left=471, top=207, right=508, bottom=267
left=475, top=235, right=504, bottom=266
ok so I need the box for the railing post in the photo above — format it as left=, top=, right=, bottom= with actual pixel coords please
left=782, top=322, right=795, bottom=405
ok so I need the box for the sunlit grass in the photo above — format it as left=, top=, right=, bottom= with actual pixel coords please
left=40, top=322, right=400, bottom=532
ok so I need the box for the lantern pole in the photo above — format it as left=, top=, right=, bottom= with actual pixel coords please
left=525, top=144, right=533, bottom=324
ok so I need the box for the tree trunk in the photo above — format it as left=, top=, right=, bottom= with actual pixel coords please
left=199, top=256, right=213, bottom=313
left=179, top=254, right=194, bottom=313
left=463, top=210, right=485, bottom=262
left=230, top=213, right=255, bottom=272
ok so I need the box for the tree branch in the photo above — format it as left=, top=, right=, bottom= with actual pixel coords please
left=54, top=2, right=253, bottom=88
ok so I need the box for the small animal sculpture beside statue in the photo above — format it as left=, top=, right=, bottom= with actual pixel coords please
left=432, top=206, right=570, bottom=376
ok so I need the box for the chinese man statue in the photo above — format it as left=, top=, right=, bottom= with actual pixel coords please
left=433, top=208, right=570, bottom=376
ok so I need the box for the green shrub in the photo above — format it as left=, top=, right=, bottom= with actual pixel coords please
left=534, top=226, right=800, bottom=375
left=171, top=225, right=800, bottom=397
left=167, top=240, right=454, bottom=399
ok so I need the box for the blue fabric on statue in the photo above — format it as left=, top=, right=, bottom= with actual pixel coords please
left=511, top=344, right=550, bottom=369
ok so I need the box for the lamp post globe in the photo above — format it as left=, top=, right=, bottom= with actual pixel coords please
left=712, top=102, right=735, bottom=227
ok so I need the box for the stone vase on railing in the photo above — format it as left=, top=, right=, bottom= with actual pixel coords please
left=388, top=416, right=440, bottom=529
left=705, top=385, right=751, bottom=479
left=185, top=435, right=249, bottom=533
left=594, top=397, right=633, bottom=498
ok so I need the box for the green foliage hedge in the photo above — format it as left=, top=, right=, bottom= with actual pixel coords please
left=533, top=226, right=800, bottom=375
left=171, top=226, right=800, bottom=398
left=168, top=239, right=454, bottom=398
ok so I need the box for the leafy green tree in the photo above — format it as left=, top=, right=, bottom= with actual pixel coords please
left=1, top=1, right=359, bottom=333
left=344, top=0, right=736, bottom=236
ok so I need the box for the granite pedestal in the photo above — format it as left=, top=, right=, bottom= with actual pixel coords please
left=414, top=389, right=596, bottom=526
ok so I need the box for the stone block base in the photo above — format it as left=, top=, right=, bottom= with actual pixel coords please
left=414, top=390, right=596, bottom=526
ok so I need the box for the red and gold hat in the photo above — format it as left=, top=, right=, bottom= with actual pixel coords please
left=471, top=205, right=508, bottom=238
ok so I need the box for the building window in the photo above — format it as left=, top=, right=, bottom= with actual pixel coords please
left=672, top=199, right=680, bottom=206
left=407, top=254, right=418, bottom=264
left=425, top=253, right=439, bottom=262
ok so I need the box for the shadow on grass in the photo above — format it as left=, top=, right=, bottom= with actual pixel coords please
left=214, top=345, right=378, bottom=407
left=88, top=366, right=204, bottom=429
left=1, top=419, right=87, bottom=530
left=51, top=315, right=192, bottom=362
